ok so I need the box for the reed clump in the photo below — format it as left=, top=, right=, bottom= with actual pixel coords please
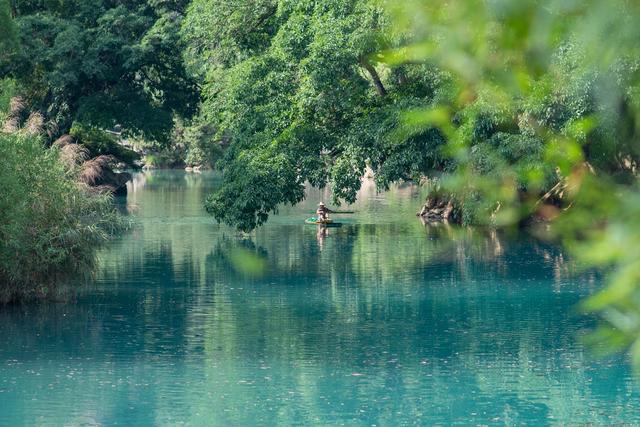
left=0, top=133, right=128, bottom=303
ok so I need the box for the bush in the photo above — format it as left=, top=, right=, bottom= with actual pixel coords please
left=0, top=133, right=126, bottom=302
left=142, top=152, right=177, bottom=168
left=69, top=122, right=140, bottom=166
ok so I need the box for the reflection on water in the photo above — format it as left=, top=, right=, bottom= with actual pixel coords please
left=0, top=171, right=635, bottom=425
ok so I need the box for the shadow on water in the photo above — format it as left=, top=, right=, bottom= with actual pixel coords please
left=0, top=170, right=634, bottom=425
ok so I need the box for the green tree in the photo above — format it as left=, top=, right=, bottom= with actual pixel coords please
left=191, top=0, right=639, bottom=232
left=184, top=0, right=450, bottom=230
left=1, top=0, right=198, bottom=141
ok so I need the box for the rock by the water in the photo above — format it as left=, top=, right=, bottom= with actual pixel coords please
left=417, top=195, right=456, bottom=222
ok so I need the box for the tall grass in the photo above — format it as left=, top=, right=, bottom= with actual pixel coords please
left=0, top=132, right=127, bottom=303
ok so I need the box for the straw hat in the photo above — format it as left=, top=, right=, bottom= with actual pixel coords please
left=318, top=202, right=325, bottom=206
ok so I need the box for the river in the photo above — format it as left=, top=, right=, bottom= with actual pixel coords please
left=0, top=170, right=637, bottom=425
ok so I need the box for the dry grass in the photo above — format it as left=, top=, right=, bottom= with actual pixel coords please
left=53, top=134, right=75, bottom=147
left=86, top=184, right=119, bottom=196
left=59, top=143, right=90, bottom=168
left=8, top=96, right=25, bottom=117
left=79, top=155, right=117, bottom=187
left=45, top=120, right=59, bottom=138
left=3, top=116, right=19, bottom=133
left=24, top=112, right=44, bottom=136
left=2, top=99, right=55, bottom=138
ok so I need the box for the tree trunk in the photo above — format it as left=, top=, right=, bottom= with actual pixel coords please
left=360, top=60, right=387, bottom=97
left=417, top=194, right=458, bottom=223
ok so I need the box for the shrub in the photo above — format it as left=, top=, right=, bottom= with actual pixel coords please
left=69, top=122, right=140, bottom=166
left=0, top=133, right=126, bottom=302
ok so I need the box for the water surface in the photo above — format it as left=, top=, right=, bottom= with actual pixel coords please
left=0, top=171, right=636, bottom=426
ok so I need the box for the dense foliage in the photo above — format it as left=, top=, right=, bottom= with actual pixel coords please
left=0, top=132, right=125, bottom=302
left=0, top=0, right=17, bottom=54
left=69, top=122, right=140, bottom=166
left=182, top=0, right=451, bottom=230
left=0, top=0, right=198, bottom=141
left=181, top=0, right=639, bottom=231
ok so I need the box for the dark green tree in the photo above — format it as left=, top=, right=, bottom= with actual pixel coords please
left=1, top=0, right=199, bottom=141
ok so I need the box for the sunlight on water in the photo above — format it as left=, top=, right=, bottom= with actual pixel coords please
left=0, top=171, right=636, bottom=425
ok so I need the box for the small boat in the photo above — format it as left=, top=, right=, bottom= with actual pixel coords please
left=305, top=217, right=342, bottom=227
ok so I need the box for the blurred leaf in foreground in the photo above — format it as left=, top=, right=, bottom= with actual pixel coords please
left=384, top=0, right=640, bottom=367
left=228, top=247, right=267, bottom=277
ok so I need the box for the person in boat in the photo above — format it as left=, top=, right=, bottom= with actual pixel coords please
left=316, top=202, right=331, bottom=222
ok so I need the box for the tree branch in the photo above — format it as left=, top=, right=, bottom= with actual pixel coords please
left=360, top=59, right=387, bottom=97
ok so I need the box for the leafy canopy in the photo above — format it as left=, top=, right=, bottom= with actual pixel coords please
left=1, top=0, right=198, bottom=141
left=184, top=0, right=449, bottom=231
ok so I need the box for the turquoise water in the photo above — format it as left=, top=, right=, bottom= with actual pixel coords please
left=0, top=170, right=637, bottom=426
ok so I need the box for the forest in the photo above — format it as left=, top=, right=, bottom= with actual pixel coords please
left=1, top=0, right=640, bottom=367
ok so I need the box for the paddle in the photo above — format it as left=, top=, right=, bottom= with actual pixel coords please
left=312, top=210, right=355, bottom=214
